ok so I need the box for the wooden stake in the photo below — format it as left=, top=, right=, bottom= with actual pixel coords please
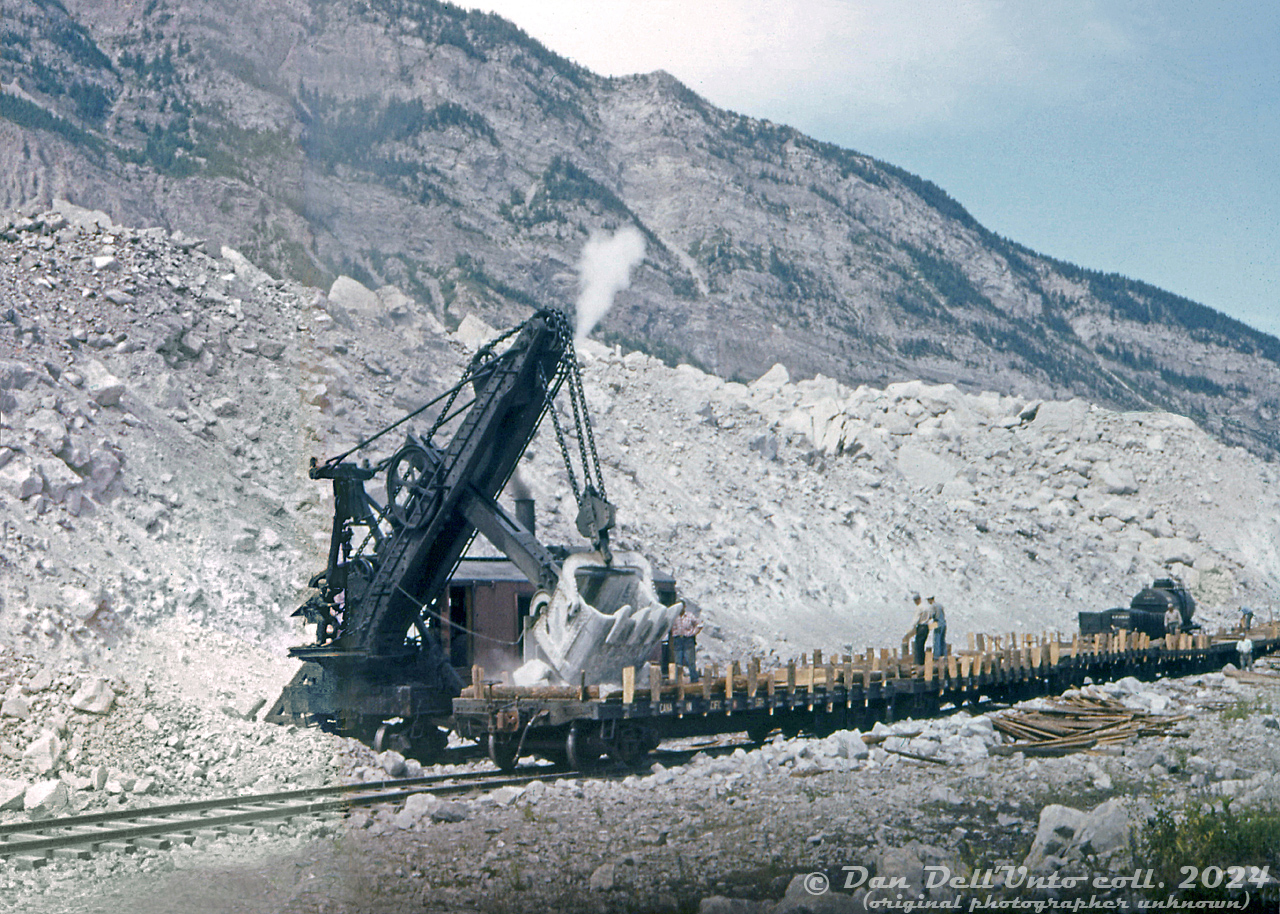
left=622, top=666, right=635, bottom=705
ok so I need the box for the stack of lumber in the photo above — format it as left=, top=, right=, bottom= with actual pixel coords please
left=990, top=694, right=1189, bottom=757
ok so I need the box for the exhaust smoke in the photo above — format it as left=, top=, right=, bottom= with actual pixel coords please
left=573, top=226, right=645, bottom=344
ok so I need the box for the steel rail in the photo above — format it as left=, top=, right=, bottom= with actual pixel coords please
left=0, top=767, right=568, bottom=861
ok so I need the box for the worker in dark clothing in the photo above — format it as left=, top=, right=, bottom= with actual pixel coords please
left=927, top=595, right=947, bottom=659
left=905, top=592, right=930, bottom=665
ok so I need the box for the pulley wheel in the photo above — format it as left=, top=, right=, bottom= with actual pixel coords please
left=386, top=445, right=431, bottom=524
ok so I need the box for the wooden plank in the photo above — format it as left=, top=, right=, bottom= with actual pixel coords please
left=472, top=665, right=484, bottom=694
left=787, top=661, right=796, bottom=695
left=748, top=657, right=760, bottom=697
left=813, top=649, right=823, bottom=666
left=924, top=649, right=934, bottom=683
left=1049, top=639, right=1061, bottom=666
left=975, top=633, right=986, bottom=652
left=676, top=665, right=686, bottom=702
left=703, top=664, right=715, bottom=701
left=622, top=666, right=635, bottom=705
left=649, top=664, right=661, bottom=706
left=967, top=632, right=976, bottom=652
left=947, top=652, right=958, bottom=683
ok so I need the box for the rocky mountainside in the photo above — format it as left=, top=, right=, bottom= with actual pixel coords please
left=1, top=203, right=1278, bottom=667
left=2, top=0, right=1279, bottom=457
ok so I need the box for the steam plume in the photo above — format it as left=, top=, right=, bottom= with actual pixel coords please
left=574, top=226, right=645, bottom=343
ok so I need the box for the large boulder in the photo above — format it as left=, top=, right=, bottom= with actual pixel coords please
left=36, top=457, right=80, bottom=503
left=0, top=778, right=28, bottom=810
left=1023, top=804, right=1086, bottom=872
left=23, top=779, right=68, bottom=818
left=22, top=731, right=62, bottom=773
left=26, top=408, right=68, bottom=453
left=328, top=275, right=381, bottom=313
left=1072, top=798, right=1132, bottom=858
left=1, top=694, right=30, bottom=719
left=0, top=455, right=43, bottom=499
left=83, top=360, right=125, bottom=406
left=453, top=314, right=496, bottom=350
left=70, top=678, right=115, bottom=714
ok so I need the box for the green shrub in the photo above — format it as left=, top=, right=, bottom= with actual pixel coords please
left=1138, top=798, right=1280, bottom=904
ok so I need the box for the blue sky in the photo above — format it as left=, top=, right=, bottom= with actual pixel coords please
left=468, top=1, right=1279, bottom=338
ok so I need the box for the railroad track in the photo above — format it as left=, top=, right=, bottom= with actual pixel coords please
left=0, top=764, right=571, bottom=870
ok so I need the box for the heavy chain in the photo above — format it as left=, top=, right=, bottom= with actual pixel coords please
left=536, top=310, right=607, bottom=510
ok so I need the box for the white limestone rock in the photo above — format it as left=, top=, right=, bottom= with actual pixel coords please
left=1, top=695, right=30, bottom=719
left=1023, top=804, right=1086, bottom=872
left=83, top=359, right=125, bottom=406
left=36, top=457, right=80, bottom=503
left=328, top=275, right=381, bottom=313
left=23, top=731, right=63, bottom=774
left=0, top=455, right=43, bottom=499
left=454, top=313, right=497, bottom=350
left=23, top=779, right=68, bottom=818
left=26, top=408, right=68, bottom=453
left=70, top=678, right=115, bottom=714
left=0, top=777, right=28, bottom=810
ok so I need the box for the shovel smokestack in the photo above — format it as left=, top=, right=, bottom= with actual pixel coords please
left=515, top=498, right=535, bottom=536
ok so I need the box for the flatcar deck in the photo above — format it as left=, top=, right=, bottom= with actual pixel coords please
left=452, top=626, right=1278, bottom=769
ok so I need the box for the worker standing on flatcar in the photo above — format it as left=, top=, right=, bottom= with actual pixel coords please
left=1241, top=606, right=1254, bottom=632
left=670, top=604, right=702, bottom=683
left=905, top=592, right=930, bottom=665
left=927, top=595, right=947, bottom=658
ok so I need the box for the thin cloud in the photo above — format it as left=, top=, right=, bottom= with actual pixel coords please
left=467, top=1, right=1142, bottom=131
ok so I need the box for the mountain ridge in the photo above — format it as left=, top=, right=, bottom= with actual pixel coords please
left=2, top=0, right=1277, bottom=455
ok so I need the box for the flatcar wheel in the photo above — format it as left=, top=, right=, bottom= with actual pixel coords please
left=372, top=722, right=412, bottom=756
left=565, top=723, right=601, bottom=771
left=488, top=733, right=520, bottom=772
left=780, top=715, right=803, bottom=739
left=609, top=723, right=654, bottom=767
left=745, top=719, right=775, bottom=744
left=410, top=727, right=449, bottom=765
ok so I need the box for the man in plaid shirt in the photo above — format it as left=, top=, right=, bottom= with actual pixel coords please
left=670, top=605, right=702, bottom=683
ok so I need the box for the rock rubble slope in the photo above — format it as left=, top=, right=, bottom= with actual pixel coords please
left=1, top=202, right=1279, bottom=677
left=4, top=0, right=1280, bottom=457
